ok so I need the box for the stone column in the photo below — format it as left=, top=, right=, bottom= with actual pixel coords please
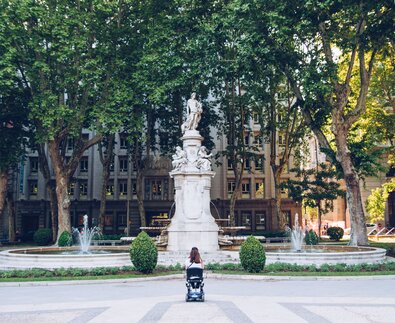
left=167, top=130, right=219, bottom=251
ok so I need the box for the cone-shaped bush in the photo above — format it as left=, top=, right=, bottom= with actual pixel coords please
left=58, top=231, right=72, bottom=247
left=305, top=230, right=319, bottom=245
left=327, top=227, right=344, bottom=241
left=130, top=231, right=158, bottom=273
left=33, top=228, right=52, bottom=246
left=239, top=236, right=266, bottom=273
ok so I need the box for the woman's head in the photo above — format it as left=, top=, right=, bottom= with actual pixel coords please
left=189, top=247, right=201, bottom=263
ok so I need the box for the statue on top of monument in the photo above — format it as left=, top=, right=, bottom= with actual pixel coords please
left=181, top=92, right=203, bottom=133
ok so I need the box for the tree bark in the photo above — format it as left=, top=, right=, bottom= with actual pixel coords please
left=6, top=191, right=15, bottom=242
left=98, top=135, right=115, bottom=231
left=136, top=170, right=146, bottom=227
left=0, top=170, right=7, bottom=220
left=48, top=140, right=71, bottom=238
left=335, top=131, right=368, bottom=245
left=37, top=144, right=58, bottom=243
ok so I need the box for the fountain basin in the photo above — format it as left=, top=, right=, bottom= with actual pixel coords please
left=0, top=245, right=387, bottom=270
left=264, top=245, right=386, bottom=267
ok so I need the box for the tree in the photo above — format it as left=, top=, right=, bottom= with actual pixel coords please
left=259, top=0, right=394, bottom=245
left=366, top=178, right=395, bottom=223
left=5, top=0, right=138, bottom=239
left=283, top=163, right=345, bottom=237
left=261, top=79, right=306, bottom=230
left=0, top=4, right=30, bottom=239
left=0, top=88, right=29, bottom=241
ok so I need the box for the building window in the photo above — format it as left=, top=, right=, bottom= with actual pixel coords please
left=82, top=133, right=89, bottom=142
left=242, top=181, right=250, bottom=194
left=253, top=135, right=263, bottom=148
left=109, top=161, right=115, bottom=172
left=79, top=158, right=88, bottom=173
left=227, top=159, right=233, bottom=170
left=144, top=178, right=167, bottom=200
left=255, top=156, right=264, bottom=172
left=241, top=212, right=251, bottom=228
left=256, top=212, right=266, bottom=230
left=30, top=157, right=38, bottom=173
left=29, top=180, right=38, bottom=196
left=119, top=135, right=128, bottom=149
left=278, top=133, right=286, bottom=147
left=119, top=157, right=128, bottom=172
left=255, top=181, right=265, bottom=198
left=68, top=182, right=75, bottom=196
left=151, top=180, right=162, bottom=199
left=119, top=181, right=128, bottom=197
left=67, top=137, right=75, bottom=151
left=244, top=158, right=250, bottom=171
left=106, top=182, right=114, bottom=197
left=227, top=181, right=236, bottom=194
left=79, top=181, right=88, bottom=197
left=117, top=213, right=127, bottom=226
left=132, top=182, right=137, bottom=195
left=117, top=213, right=127, bottom=234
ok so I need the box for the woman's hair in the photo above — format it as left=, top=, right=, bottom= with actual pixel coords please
left=189, top=247, right=201, bottom=263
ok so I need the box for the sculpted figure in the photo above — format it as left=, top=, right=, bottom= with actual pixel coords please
left=181, top=92, right=203, bottom=133
left=172, top=146, right=187, bottom=170
left=196, top=146, right=212, bottom=171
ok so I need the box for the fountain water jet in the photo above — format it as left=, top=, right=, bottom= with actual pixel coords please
left=290, top=213, right=305, bottom=252
left=72, top=215, right=101, bottom=254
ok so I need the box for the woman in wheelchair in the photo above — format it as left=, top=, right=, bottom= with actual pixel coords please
left=185, top=247, right=205, bottom=302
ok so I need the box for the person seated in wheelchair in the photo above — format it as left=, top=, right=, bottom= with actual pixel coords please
left=185, top=247, right=204, bottom=295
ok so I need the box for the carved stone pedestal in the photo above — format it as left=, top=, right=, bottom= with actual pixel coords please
left=167, top=130, right=219, bottom=252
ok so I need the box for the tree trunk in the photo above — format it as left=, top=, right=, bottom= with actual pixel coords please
left=98, top=135, right=114, bottom=231
left=273, top=172, right=286, bottom=230
left=48, top=185, right=58, bottom=243
left=229, top=186, right=240, bottom=227
left=335, top=132, right=368, bottom=246
left=317, top=201, right=322, bottom=238
left=99, top=169, right=109, bottom=231
left=6, top=191, right=15, bottom=242
left=48, top=141, right=71, bottom=239
left=136, top=171, right=146, bottom=227
left=37, top=144, right=58, bottom=243
left=0, top=170, right=8, bottom=219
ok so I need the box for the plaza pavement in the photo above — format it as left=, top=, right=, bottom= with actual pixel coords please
left=1, top=274, right=395, bottom=323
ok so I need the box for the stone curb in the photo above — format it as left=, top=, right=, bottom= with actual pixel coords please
left=1, top=273, right=395, bottom=287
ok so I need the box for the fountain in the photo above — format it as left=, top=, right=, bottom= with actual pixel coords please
left=290, top=213, right=305, bottom=252
left=72, top=214, right=101, bottom=254
left=0, top=94, right=387, bottom=269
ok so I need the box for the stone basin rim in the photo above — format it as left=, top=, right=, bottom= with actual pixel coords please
left=2, top=245, right=385, bottom=256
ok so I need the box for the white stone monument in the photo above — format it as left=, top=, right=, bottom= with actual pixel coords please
left=167, top=93, right=219, bottom=251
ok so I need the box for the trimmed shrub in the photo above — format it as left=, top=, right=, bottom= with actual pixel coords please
left=305, top=230, right=319, bottom=245
left=129, top=231, right=158, bottom=273
left=327, top=226, right=344, bottom=241
left=58, top=231, right=72, bottom=247
left=33, top=228, right=52, bottom=246
left=239, top=236, right=266, bottom=273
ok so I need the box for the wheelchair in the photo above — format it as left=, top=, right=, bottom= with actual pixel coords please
left=185, top=267, right=205, bottom=302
